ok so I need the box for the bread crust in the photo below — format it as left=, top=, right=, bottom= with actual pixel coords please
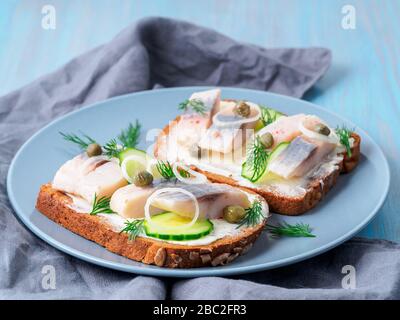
left=155, top=112, right=361, bottom=216
left=36, top=184, right=266, bottom=268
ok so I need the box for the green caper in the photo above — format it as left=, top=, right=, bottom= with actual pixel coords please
left=133, top=170, right=154, bottom=187
left=86, top=143, right=102, bottom=157
left=234, top=101, right=251, bottom=118
left=259, top=132, right=274, bottom=149
left=315, top=123, right=331, bottom=136
left=223, top=205, right=246, bottom=224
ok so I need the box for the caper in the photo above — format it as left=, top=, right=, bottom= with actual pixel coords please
left=315, top=123, right=331, bottom=136
left=86, top=143, right=102, bottom=157
left=223, top=205, right=246, bottom=224
left=259, top=132, right=274, bottom=149
left=133, top=170, right=154, bottom=187
left=234, top=101, right=251, bottom=118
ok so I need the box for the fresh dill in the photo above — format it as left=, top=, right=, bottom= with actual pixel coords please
left=103, top=138, right=121, bottom=159
left=178, top=99, right=207, bottom=115
left=121, top=219, right=144, bottom=240
left=243, top=136, right=269, bottom=182
left=118, top=120, right=141, bottom=148
left=89, top=193, right=114, bottom=215
left=266, top=222, right=315, bottom=238
left=336, top=126, right=353, bottom=157
left=155, top=161, right=190, bottom=180
left=237, top=200, right=265, bottom=228
left=156, top=160, right=175, bottom=179
left=61, top=120, right=141, bottom=159
left=60, top=132, right=96, bottom=150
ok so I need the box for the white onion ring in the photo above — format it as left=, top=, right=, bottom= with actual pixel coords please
left=120, top=155, right=148, bottom=183
left=144, top=188, right=200, bottom=229
left=299, top=115, right=339, bottom=144
left=212, top=102, right=261, bottom=127
left=172, top=162, right=208, bottom=185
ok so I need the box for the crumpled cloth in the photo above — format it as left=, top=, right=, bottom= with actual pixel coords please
left=3, top=16, right=388, bottom=300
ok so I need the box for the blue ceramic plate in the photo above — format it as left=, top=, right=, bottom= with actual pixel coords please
left=7, top=87, right=390, bottom=277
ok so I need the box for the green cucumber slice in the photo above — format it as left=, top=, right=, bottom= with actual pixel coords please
left=255, top=106, right=286, bottom=130
left=118, top=147, right=147, bottom=163
left=268, top=141, right=290, bottom=163
left=144, top=212, right=214, bottom=241
left=241, top=160, right=267, bottom=183
left=255, top=142, right=290, bottom=183
left=241, top=142, right=290, bottom=183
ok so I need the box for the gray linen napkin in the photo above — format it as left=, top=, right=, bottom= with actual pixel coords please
left=0, top=16, right=363, bottom=300
left=173, top=238, right=400, bottom=300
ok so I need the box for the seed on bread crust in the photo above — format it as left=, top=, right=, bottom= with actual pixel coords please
left=154, top=248, right=166, bottom=266
left=241, top=243, right=253, bottom=256
left=227, top=253, right=239, bottom=263
left=211, top=253, right=231, bottom=266
left=189, top=252, right=199, bottom=261
left=233, top=247, right=243, bottom=254
left=200, top=254, right=211, bottom=264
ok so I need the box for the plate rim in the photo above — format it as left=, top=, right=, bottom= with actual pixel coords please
left=6, top=86, right=391, bottom=278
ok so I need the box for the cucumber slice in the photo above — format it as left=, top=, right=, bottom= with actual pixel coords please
left=241, top=160, right=267, bottom=183
left=258, top=106, right=286, bottom=129
left=144, top=212, right=214, bottom=241
left=241, top=142, right=290, bottom=183
left=118, top=147, right=147, bottom=163
left=255, top=142, right=290, bottom=183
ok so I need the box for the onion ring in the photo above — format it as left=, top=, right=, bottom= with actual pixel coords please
left=212, top=102, right=261, bottom=127
left=172, top=162, right=208, bottom=184
left=144, top=188, right=200, bottom=229
left=120, top=155, right=148, bottom=183
left=299, top=115, right=339, bottom=144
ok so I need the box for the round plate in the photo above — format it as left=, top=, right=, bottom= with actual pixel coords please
left=7, top=87, right=390, bottom=277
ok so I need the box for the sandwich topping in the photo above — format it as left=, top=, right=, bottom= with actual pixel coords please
left=48, top=89, right=354, bottom=250
left=52, top=122, right=269, bottom=246
left=155, top=88, right=355, bottom=198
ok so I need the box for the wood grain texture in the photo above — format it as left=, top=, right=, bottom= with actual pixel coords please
left=1, top=0, right=398, bottom=241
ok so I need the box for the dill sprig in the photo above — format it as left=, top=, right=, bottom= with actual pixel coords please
left=156, top=161, right=190, bottom=180
left=336, top=126, right=353, bottom=157
left=260, top=106, right=281, bottom=126
left=243, top=136, right=269, bottom=182
left=156, top=160, right=175, bottom=179
left=237, top=200, right=265, bottom=228
left=60, top=132, right=96, bottom=150
left=121, top=219, right=144, bottom=240
left=178, top=99, right=207, bottom=115
left=118, top=120, right=141, bottom=148
left=103, top=138, right=121, bottom=158
left=89, top=193, right=114, bottom=215
left=266, top=222, right=316, bottom=238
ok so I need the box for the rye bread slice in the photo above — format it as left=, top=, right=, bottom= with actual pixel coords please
left=154, top=113, right=361, bottom=216
left=36, top=184, right=266, bottom=268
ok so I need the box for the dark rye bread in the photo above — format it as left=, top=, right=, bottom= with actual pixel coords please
left=154, top=114, right=361, bottom=216
left=36, top=184, right=266, bottom=268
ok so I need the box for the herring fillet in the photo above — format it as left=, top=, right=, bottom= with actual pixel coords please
left=52, top=154, right=127, bottom=203
left=110, top=181, right=251, bottom=219
left=151, top=182, right=250, bottom=219
left=269, top=136, right=317, bottom=179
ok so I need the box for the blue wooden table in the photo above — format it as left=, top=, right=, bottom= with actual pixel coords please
left=1, top=0, right=398, bottom=241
